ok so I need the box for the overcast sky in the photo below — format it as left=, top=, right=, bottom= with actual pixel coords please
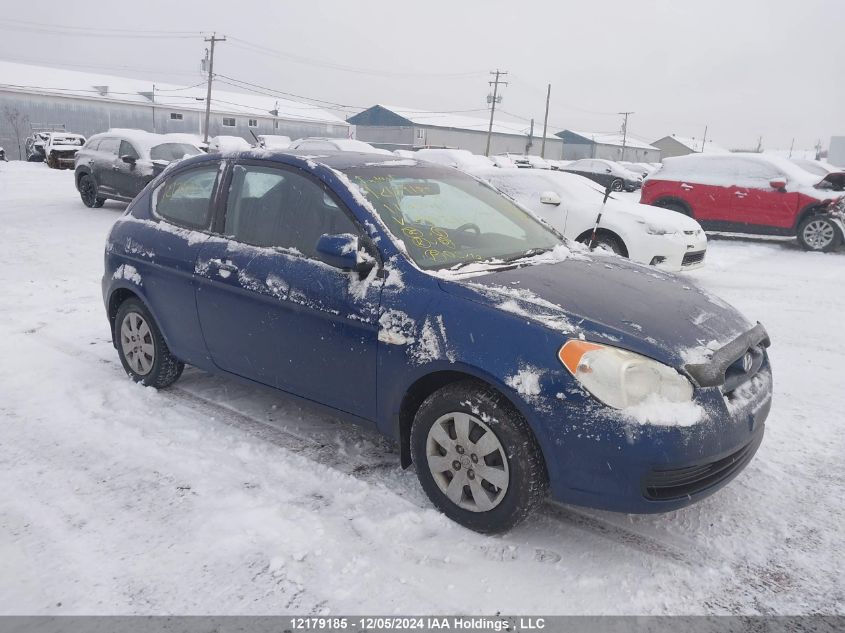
left=1, top=0, right=841, bottom=151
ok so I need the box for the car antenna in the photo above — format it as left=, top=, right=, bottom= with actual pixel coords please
left=588, top=184, right=614, bottom=250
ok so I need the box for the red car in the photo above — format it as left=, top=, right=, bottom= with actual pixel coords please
left=641, top=153, right=845, bottom=252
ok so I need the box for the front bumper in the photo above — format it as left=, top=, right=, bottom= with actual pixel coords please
left=630, top=229, right=708, bottom=272
left=535, top=359, right=772, bottom=514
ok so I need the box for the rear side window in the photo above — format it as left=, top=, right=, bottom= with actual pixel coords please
left=223, top=164, right=358, bottom=257
left=152, top=164, right=219, bottom=230
left=98, top=138, right=120, bottom=155
left=86, top=139, right=101, bottom=151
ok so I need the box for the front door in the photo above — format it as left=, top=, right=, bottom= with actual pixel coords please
left=195, top=161, right=381, bottom=420
left=114, top=140, right=145, bottom=199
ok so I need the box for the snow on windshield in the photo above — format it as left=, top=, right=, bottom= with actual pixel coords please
left=340, top=166, right=562, bottom=270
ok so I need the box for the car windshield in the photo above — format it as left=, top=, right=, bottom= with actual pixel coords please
left=342, top=166, right=563, bottom=270
left=149, top=143, right=202, bottom=162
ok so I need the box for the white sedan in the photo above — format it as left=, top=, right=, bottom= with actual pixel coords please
left=471, top=168, right=708, bottom=271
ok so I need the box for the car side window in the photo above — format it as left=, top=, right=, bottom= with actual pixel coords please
left=223, top=164, right=359, bottom=257
left=98, top=138, right=120, bottom=155
left=86, top=139, right=101, bottom=151
left=119, top=140, right=140, bottom=160
left=152, top=164, right=219, bottom=230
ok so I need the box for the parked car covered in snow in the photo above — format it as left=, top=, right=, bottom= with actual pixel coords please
left=24, top=131, right=50, bottom=162
left=563, top=158, right=643, bottom=191
left=207, top=135, right=252, bottom=153
left=474, top=168, right=708, bottom=271
left=255, top=134, right=292, bottom=150
left=102, top=150, right=771, bottom=532
left=288, top=137, right=392, bottom=154
left=0, top=146, right=6, bottom=161
left=74, top=129, right=202, bottom=207
left=641, top=153, right=845, bottom=252
left=43, top=132, right=87, bottom=169
left=414, top=148, right=496, bottom=171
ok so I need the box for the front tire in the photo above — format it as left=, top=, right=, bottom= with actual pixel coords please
left=78, top=174, right=105, bottom=208
left=797, top=215, right=842, bottom=252
left=411, top=380, right=548, bottom=533
left=114, top=298, right=184, bottom=388
left=610, top=178, right=624, bottom=192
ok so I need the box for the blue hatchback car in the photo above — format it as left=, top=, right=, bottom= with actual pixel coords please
left=103, top=150, right=773, bottom=532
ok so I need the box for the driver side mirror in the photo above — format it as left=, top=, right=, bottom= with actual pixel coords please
left=769, top=178, right=787, bottom=190
left=121, top=154, right=136, bottom=164
left=315, top=233, right=376, bottom=274
left=539, top=191, right=561, bottom=206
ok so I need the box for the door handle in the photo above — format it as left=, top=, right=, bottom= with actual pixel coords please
left=680, top=183, right=694, bottom=190
left=208, top=258, right=239, bottom=277
left=734, top=191, right=748, bottom=198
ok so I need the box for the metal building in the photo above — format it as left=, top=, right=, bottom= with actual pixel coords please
left=347, top=104, right=565, bottom=159
left=556, top=130, right=661, bottom=163
left=0, top=60, right=349, bottom=159
left=651, top=134, right=729, bottom=158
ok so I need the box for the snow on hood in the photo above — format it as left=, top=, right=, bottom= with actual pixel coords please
left=439, top=255, right=753, bottom=367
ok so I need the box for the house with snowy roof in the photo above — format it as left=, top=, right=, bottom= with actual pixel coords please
left=651, top=134, right=730, bottom=158
left=0, top=60, right=349, bottom=159
left=555, top=130, right=661, bottom=163
left=346, top=104, right=565, bottom=158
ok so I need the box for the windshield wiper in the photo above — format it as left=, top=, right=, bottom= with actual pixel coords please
left=503, top=247, right=552, bottom=263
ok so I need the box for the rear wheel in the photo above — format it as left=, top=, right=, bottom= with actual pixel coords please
left=797, top=215, right=842, bottom=252
left=411, top=380, right=548, bottom=533
left=79, top=174, right=105, bottom=208
left=114, top=298, right=184, bottom=388
left=655, top=199, right=691, bottom=216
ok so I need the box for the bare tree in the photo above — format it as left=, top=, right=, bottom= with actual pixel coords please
left=2, top=105, right=30, bottom=160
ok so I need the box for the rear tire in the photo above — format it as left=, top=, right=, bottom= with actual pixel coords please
left=797, top=215, right=842, bottom=252
left=114, top=298, right=184, bottom=388
left=655, top=199, right=691, bottom=217
left=411, top=380, right=548, bottom=533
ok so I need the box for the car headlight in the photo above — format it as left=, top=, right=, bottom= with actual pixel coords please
left=558, top=340, right=693, bottom=409
left=640, top=221, right=678, bottom=236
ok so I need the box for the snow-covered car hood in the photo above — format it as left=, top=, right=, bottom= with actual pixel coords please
left=603, top=197, right=703, bottom=233
left=439, top=256, right=752, bottom=367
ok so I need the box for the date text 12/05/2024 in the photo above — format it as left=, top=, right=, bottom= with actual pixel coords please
left=290, top=616, right=547, bottom=630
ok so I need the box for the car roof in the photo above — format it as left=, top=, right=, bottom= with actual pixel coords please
left=228, top=149, right=420, bottom=169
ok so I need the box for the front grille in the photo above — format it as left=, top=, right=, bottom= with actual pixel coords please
left=682, top=250, right=705, bottom=266
left=643, top=429, right=764, bottom=501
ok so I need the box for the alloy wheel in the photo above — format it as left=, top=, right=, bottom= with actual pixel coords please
left=802, top=219, right=835, bottom=250
left=426, top=411, right=509, bottom=512
left=120, top=312, right=155, bottom=375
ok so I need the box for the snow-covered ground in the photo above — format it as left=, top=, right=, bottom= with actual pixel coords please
left=1, top=162, right=843, bottom=615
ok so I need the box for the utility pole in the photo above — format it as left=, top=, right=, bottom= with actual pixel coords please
left=755, top=136, right=763, bottom=153
left=203, top=33, right=226, bottom=144
left=700, top=124, right=708, bottom=152
left=152, top=84, right=156, bottom=133
left=540, top=84, right=551, bottom=158
left=815, top=139, right=822, bottom=160
left=788, top=138, right=795, bottom=158
left=619, top=111, right=633, bottom=161
left=525, top=118, right=534, bottom=155
left=485, top=69, right=507, bottom=157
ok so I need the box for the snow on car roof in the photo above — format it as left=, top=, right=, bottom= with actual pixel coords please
left=657, top=152, right=822, bottom=188
left=0, top=60, right=346, bottom=125
left=374, top=104, right=559, bottom=140
left=91, top=128, right=201, bottom=158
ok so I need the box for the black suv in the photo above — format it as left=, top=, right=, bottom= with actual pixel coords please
left=74, top=129, right=201, bottom=207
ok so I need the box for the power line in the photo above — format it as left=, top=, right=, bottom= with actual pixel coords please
left=0, top=18, right=204, bottom=39
left=226, top=36, right=487, bottom=79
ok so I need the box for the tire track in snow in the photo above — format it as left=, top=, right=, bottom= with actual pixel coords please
left=25, top=324, right=704, bottom=568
